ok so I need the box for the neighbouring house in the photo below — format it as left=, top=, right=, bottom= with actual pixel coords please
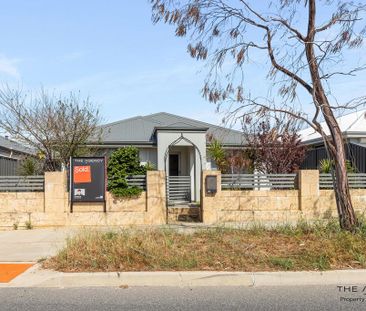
left=0, top=135, right=34, bottom=175
left=88, top=112, right=244, bottom=204
left=300, top=109, right=366, bottom=173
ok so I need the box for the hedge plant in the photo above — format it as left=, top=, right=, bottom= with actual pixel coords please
left=107, top=147, right=146, bottom=198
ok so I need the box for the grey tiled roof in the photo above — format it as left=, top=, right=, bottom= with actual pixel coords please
left=96, top=112, right=244, bottom=146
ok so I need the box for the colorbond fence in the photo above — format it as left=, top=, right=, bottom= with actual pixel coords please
left=0, top=156, right=19, bottom=176
left=319, top=173, right=366, bottom=189
left=0, top=176, right=44, bottom=192
left=126, top=175, right=146, bottom=190
left=302, top=143, right=366, bottom=173
left=221, top=174, right=297, bottom=190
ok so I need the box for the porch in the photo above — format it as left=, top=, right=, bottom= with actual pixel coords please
left=155, top=128, right=207, bottom=206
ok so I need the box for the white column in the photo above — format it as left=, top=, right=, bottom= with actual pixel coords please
left=189, top=147, right=195, bottom=201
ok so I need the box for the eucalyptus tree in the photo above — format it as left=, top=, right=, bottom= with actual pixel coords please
left=151, top=0, right=366, bottom=230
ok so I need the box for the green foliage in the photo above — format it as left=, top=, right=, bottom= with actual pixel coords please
left=18, top=157, right=43, bottom=176
left=311, top=255, right=330, bottom=270
left=107, top=147, right=146, bottom=198
left=269, top=257, right=294, bottom=270
left=25, top=221, right=33, bottom=230
left=104, top=231, right=118, bottom=240
left=243, top=149, right=256, bottom=173
left=207, top=139, right=227, bottom=172
left=319, top=159, right=356, bottom=173
left=319, top=159, right=333, bottom=173
left=355, top=213, right=366, bottom=237
left=346, top=160, right=356, bottom=173
left=144, top=161, right=156, bottom=171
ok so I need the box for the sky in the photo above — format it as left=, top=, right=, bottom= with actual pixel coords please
left=0, top=0, right=365, bottom=128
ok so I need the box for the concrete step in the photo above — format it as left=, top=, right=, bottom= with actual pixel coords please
left=167, top=205, right=201, bottom=223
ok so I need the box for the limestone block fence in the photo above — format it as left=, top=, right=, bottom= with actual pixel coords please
left=0, top=171, right=166, bottom=229
left=201, top=170, right=366, bottom=225
left=1, top=169, right=366, bottom=229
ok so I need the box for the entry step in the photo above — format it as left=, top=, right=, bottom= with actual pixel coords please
left=167, top=204, right=201, bottom=223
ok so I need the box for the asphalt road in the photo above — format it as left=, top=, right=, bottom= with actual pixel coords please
left=0, top=285, right=365, bottom=311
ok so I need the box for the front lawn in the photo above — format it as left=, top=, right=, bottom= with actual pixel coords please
left=43, top=221, right=366, bottom=272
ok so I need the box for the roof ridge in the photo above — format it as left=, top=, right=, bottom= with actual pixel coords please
left=145, top=111, right=243, bottom=134
left=96, top=112, right=245, bottom=146
left=163, top=121, right=202, bottom=127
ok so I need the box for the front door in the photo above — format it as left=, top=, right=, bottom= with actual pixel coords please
left=169, top=154, right=179, bottom=176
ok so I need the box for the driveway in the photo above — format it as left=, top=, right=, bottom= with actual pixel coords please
left=0, top=229, right=73, bottom=262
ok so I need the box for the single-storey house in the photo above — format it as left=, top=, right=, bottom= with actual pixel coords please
left=0, top=135, right=34, bottom=175
left=0, top=135, right=33, bottom=159
left=88, top=110, right=366, bottom=204
left=89, top=112, right=244, bottom=203
left=300, top=109, right=366, bottom=173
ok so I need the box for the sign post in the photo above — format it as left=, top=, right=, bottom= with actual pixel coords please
left=70, top=157, right=107, bottom=213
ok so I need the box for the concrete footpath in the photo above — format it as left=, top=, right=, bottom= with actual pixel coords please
left=1, top=265, right=366, bottom=288
left=0, top=228, right=73, bottom=262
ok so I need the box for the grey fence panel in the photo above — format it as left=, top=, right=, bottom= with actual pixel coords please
left=0, top=176, right=44, bottom=192
left=167, top=176, right=191, bottom=205
left=349, top=144, right=366, bottom=173
left=320, top=173, right=366, bottom=189
left=221, top=174, right=297, bottom=190
left=126, top=175, right=146, bottom=190
left=0, top=156, right=19, bottom=176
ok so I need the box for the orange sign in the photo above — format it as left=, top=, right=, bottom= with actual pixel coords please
left=73, top=165, right=92, bottom=183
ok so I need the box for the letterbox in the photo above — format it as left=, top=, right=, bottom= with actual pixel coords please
left=205, top=175, right=217, bottom=195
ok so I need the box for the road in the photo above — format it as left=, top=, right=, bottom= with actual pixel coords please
left=0, top=285, right=364, bottom=311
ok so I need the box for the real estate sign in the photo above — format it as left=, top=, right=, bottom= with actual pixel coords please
left=70, top=157, right=106, bottom=212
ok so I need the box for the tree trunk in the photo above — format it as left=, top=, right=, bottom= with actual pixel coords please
left=304, top=0, right=358, bottom=231
left=313, top=88, right=357, bottom=231
left=327, top=130, right=357, bottom=230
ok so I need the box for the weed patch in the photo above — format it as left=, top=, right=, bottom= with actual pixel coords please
left=269, top=257, right=294, bottom=270
left=44, top=222, right=366, bottom=272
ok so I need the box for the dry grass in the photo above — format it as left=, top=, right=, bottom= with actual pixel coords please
left=43, top=220, right=366, bottom=272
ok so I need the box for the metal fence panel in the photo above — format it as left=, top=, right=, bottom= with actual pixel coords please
left=0, top=176, right=44, bottom=192
left=320, top=173, right=366, bottom=189
left=0, top=156, right=19, bottom=176
left=349, top=144, right=366, bottom=173
left=167, top=175, right=191, bottom=205
left=125, top=175, right=146, bottom=190
left=221, top=174, right=297, bottom=190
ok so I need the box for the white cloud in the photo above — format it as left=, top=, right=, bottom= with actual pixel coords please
left=0, top=55, right=21, bottom=78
